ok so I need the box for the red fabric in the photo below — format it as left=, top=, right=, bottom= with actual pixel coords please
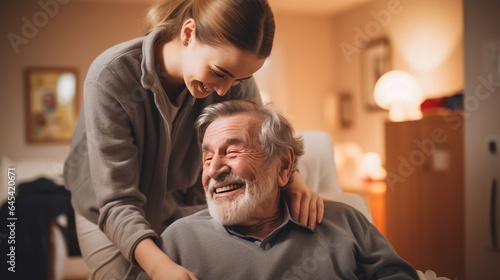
left=420, top=97, right=446, bottom=111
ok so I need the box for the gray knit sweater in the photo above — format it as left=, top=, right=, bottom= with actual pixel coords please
left=139, top=201, right=419, bottom=280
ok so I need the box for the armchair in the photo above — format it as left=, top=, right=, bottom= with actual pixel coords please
left=296, top=130, right=373, bottom=222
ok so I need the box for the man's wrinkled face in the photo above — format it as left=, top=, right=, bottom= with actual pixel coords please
left=201, top=113, right=281, bottom=225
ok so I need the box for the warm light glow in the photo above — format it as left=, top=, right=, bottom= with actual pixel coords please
left=57, top=73, right=76, bottom=106
left=334, top=141, right=364, bottom=187
left=374, top=70, right=423, bottom=122
left=388, top=1, right=463, bottom=95
left=359, top=152, right=386, bottom=181
left=393, top=7, right=462, bottom=73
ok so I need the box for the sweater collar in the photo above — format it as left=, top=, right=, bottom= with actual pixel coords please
left=222, top=200, right=314, bottom=249
left=140, top=28, right=196, bottom=106
left=140, top=28, right=161, bottom=90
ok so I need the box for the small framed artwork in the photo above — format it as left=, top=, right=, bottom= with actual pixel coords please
left=25, top=67, right=79, bottom=143
left=361, top=37, right=391, bottom=111
left=339, top=92, right=354, bottom=129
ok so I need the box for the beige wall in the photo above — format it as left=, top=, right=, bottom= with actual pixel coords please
left=0, top=1, right=150, bottom=162
left=255, top=12, right=338, bottom=133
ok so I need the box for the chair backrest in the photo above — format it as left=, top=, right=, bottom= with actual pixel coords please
left=296, top=130, right=373, bottom=222
left=296, top=130, right=342, bottom=194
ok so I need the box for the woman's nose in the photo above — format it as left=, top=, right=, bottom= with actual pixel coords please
left=214, top=79, right=236, bottom=96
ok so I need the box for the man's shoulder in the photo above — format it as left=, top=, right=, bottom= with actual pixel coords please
left=164, top=209, right=213, bottom=234
left=172, top=208, right=211, bottom=225
left=324, top=199, right=358, bottom=213
left=322, top=200, right=369, bottom=223
left=160, top=209, right=222, bottom=251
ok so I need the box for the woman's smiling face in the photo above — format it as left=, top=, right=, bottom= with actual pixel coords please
left=181, top=36, right=266, bottom=99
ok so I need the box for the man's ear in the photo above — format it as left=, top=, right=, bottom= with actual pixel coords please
left=277, top=147, right=295, bottom=187
left=180, top=18, right=196, bottom=44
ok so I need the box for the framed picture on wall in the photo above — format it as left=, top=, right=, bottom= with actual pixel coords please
left=361, top=37, right=391, bottom=111
left=25, top=67, right=79, bottom=143
left=339, top=92, right=354, bottom=128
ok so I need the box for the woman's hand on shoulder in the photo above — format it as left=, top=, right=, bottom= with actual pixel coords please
left=285, top=171, right=324, bottom=230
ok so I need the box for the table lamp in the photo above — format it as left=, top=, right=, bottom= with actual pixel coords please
left=373, top=70, right=423, bottom=122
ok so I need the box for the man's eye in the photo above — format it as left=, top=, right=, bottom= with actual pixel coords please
left=203, top=155, right=213, bottom=163
left=211, top=70, right=225, bottom=78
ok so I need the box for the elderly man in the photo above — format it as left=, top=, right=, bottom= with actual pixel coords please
left=140, top=100, right=418, bottom=279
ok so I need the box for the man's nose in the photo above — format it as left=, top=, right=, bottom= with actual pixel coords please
left=207, top=154, right=229, bottom=178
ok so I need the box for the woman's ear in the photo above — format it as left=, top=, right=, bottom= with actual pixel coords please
left=181, top=18, right=196, bottom=45
left=277, top=147, right=295, bottom=187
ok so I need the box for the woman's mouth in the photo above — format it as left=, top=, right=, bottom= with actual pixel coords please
left=201, top=82, right=211, bottom=93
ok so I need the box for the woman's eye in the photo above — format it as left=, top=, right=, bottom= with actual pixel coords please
left=211, top=70, right=225, bottom=78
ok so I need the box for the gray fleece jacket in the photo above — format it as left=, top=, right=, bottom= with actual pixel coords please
left=63, top=29, right=261, bottom=263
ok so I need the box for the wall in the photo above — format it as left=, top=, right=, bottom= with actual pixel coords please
left=331, top=0, right=464, bottom=160
left=0, top=1, right=150, bottom=164
left=463, top=0, right=500, bottom=278
left=255, top=12, right=338, bottom=134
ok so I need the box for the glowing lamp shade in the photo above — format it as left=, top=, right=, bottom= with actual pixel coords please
left=359, top=152, right=386, bottom=181
left=373, top=70, right=423, bottom=122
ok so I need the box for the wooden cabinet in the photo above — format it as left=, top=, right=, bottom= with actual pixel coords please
left=385, top=113, right=464, bottom=279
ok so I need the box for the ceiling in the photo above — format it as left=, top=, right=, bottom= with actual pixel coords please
left=73, top=0, right=373, bottom=15
left=269, top=0, right=373, bottom=15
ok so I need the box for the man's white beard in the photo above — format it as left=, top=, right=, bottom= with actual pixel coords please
left=206, top=172, right=276, bottom=225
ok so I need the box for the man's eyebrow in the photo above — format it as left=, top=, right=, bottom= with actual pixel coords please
left=201, top=137, right=244, bottom=152
left=226, top=138, right=243, bottom=145
left=201, top=143, right=212, bottom=153
left=215, top=65, right=252, bottom=81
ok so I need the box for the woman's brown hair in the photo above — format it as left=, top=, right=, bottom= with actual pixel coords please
left=144, top=0, right=275, bottom=58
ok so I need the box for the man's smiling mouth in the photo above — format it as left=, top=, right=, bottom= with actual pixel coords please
left=214, top=184, right=244, bottom=194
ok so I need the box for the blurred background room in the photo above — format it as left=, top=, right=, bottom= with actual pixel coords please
left=1, top=0, right=499, bottom=279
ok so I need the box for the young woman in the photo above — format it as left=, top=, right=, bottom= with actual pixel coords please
left=63, top=0, right=324, bottom=279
